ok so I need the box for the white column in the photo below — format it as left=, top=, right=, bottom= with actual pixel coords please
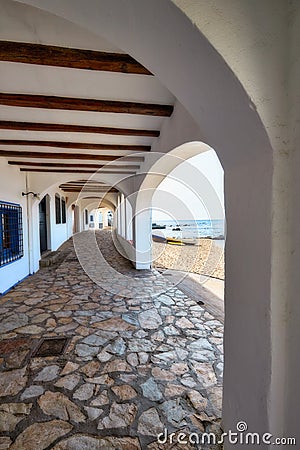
left=116, top=195, right=121, bottom=234
left=133, top=206, right=152, bottom=270
left=121, top=194, right=126, bottom=238
left=102, top=209, right=109, bottom=227
left=125, top=199, right=133, bottom=241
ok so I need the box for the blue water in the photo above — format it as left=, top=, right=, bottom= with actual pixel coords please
left=152, top=219, right=225, bottom=240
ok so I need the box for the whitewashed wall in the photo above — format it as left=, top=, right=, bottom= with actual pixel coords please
left=0, top=158, right=30, bottom=294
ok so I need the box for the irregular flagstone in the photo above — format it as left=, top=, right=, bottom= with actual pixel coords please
left=0, top=313, right=28, bottom=333
left=53, top=435, right=141, bottom=450
left=54, top=373, right=81, bottom=390
left=127, top=353, right=139, bottom=366
left=5, top=349, right=29, bottom=370
left=170, top=362, right=189, bottom=375
left=91, top=390, right=109, bottom=406
left=34, top=365, right=60, bottom=382
left=191, top=350, right=216, bottom=362
left=73, top=383, right=94, bottom=401
left=122, top=313, right=140, bottom=326
left=105, top=337, right=126, bottom=355
left=156, top=295, right=175, bottom=306
left=189, top=338, right=214, bottom=352
left=187, top=390, right=208, bottom=411
left=0, top=366, right=27, bottom=397
left=10, top=420, right=73, bottom=450
left=38, top=391, right=86, bottom=423
left=102, top=358, right=132, bottom=373
left=138, top=407, right=164, bottom=436
left=21, top=385, right=45, bottom=400
left=151, top=367, right=175, bottom=381
left=160, top=399, right=188, bottom=427
left=176, top=317, right=194, bottom=328
left=79, top=361, right=101, bottom=377
left=128, top=339, right=156, bottom=353
left=31, top=313, right=50, bottom=323
left=93, top=317, right=136, bottom=331
left=16, top=325, right=44, bottom=334
left=97, top=349, right=113, bottom=362
left=0, top=437, right=12, bottom=450
left=61, top=361, right=80, bottom=376
left=191, top=362, right=217, bottom=388
left=75, top=343, right=99, bottom=358
left=180, top=376, right=197, bottom=388
left=164, top=325, right=180, bottom=336
left=82, top=334, right=110, bottom=347
left=83, top=406, right=103, bottom=420
left=141, top=378, right=163, bottom=401
left=0, top=402, right=32, bottom=432
left=138, top=352, right=149, bottom=364
left=153, top=348, right=188, bottom=363
left=111, top=384, right=137, bottom=400
left=98, top=401, right=137, bottom=429
left=138, top=309, right=162, bottom=329
left=164, top=384, right=187, bottom=398
left=86, top=374, right=114, bottom=386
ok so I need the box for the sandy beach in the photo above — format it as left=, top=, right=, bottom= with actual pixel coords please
left=152, top=238, right=224, bottom=280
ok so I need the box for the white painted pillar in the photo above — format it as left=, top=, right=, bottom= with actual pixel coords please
left=116, top=195, right=121, bottom=235
left=125, top=199, right=133, bottom=241
left=102, top=209, right=109, bottom=227
left=133, top=206, right=152, bottom=270
left=120, top=194, right=126, bottom=238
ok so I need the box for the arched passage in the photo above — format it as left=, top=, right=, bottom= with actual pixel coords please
left=14, top=0, right=276, bottom=441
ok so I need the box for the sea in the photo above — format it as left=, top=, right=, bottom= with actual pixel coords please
left=152, top=219, right=225, bottom=242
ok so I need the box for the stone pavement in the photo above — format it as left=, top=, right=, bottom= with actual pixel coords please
left=0, top=230, right=223, bottom=449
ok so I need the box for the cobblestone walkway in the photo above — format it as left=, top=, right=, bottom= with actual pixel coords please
left=0, top=230, right=223, bottom=449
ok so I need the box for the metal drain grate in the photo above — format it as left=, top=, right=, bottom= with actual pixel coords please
left=33, top=337, right=69, bottom=357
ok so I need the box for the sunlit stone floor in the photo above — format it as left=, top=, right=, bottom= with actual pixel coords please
left=0, top=230, right=223, bottom=449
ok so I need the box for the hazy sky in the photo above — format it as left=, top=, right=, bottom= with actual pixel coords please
left=152, top=150, right=224, bottom=221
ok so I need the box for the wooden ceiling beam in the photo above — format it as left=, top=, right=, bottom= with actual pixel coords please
left=0, top=139, right=150, bottom=151
left=0, top=93, right=173, bottom=117
left=8, top=161, right=140, bottom=169
left=0, top=41, right=152, bottom=75
left=20, top=168, right=135, bottom=174
left=0, top=150, right=144, bottom=161
left=60, top=189, right=117, bottom=192
left=0, top=120, right=160, bottom=137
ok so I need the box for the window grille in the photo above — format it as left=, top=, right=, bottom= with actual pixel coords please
left=55, top=194, right=61, bottom=224
left=0, top=201, right=23, bottom=267
left=61, top=198, right=66, bottom=224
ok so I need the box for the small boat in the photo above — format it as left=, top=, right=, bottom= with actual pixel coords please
left=152, top=223, right=166, bottom=229
left=152, top=234, right=167, bottom=243
left=166, top=237, right=184, bottom=245
left=172, top=226, right=181, bottom=231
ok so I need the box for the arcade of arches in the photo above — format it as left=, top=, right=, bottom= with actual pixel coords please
left=0, top=1, right=299, bottom=449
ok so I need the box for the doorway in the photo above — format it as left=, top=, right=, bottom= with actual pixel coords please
left=39, top=195, right=49, bottom=254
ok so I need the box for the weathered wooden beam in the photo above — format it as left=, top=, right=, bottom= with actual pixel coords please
left=60, top=188, right=118, bottom=192
left=8, top=161, right=140, bottom=169
left=0, top=120, right=160, bottom=137
left=0, top=150, right=144, bottom=161
left=60, top=187, right=118, bottom=191
left=20, top=168, right=136, bottom=174
left=0, top=139, right=150, bottom=151
left=0, top=41, right=152, bottom=75
left=0, top=93, right=173, bottom=117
